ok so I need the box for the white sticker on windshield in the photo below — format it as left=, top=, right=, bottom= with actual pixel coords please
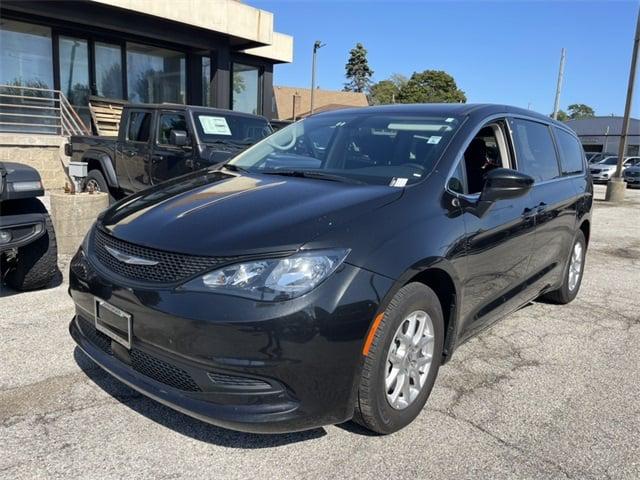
left=428, top=136, right=442, bottom=144
left=445, top=117, right=455, bottom=122
left=390, top=177, right=408, bottom=187
left=198, top=116, right=232, bottom=136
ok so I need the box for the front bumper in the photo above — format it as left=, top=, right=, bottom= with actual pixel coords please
left=590, top=171, right=613, bottom=183
left=624, top=175, right=640, bottom=185
left=68, top=249, right=393, bottom=433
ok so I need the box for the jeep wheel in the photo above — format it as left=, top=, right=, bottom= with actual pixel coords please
left=4, top=199, right=59, bottom=291
left=83, top=169, right=114, bottom=203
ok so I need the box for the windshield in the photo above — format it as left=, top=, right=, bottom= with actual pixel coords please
left=194, top=113, right=272, bottom=145
left=599, top=157, right=618, bottom=165
left=227, top=113, right=461, bottom=186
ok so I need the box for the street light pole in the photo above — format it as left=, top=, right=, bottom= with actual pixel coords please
left=552, top=48, right=566, bottom=120
left=606, top=7, right=640, bottom=202
left=310, top=40, right=325, bottom=116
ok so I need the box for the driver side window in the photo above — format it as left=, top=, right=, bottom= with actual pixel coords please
left=458, top=122, right=510, bottom=194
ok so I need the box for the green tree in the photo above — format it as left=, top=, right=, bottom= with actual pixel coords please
left=567, top=103, right=595, bottom=119
left=344, top=43, right=374, bottom=93
left=369, top=80, right=399, bottom=105
left=397, top=70, right=466, bottom=104
left=551, top=110, right=569, bottom=121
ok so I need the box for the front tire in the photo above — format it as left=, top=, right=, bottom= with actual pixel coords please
left=4, top=199, right=59, bottom=291
left=354, top=283, right=444, bottom=434
left=543, top=230, right=586, bottom=304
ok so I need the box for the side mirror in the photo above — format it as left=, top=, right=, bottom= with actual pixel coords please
left=170, top=130, right=189, bottom=147
left=479, top=168, right=534, bottom=203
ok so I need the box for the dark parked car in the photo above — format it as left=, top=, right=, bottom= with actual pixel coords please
left=1, top=162, right=59, bottom=290
left=67, top=104, right=272, bottom=202
left=68, top=104, right=592, bottom=434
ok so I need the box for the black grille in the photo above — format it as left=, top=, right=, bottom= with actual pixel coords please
left=627, top=171, right=640, bottom=177
left=93, top=228, right=237, bottom=284
left=207, top=372, right=270, bottom=389
left=129, top=349, right=201, bottom=392
left=77, top=316, right=201, bottom=392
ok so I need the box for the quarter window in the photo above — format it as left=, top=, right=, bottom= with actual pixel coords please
left=554, top=128, right=584, bottom=175
left=511, top=119, right=560, bottom=182
left=127, top=112, right=151, bottom=142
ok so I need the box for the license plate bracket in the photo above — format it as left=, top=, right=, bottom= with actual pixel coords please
left=94, top=298, right=132, bottom=349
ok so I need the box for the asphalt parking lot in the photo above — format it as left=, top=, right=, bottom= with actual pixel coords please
left=1, top=184, right=639, bottom=480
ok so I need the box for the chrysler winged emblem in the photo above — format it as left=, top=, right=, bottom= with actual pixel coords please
left=104, top=245, right=159, bottom=266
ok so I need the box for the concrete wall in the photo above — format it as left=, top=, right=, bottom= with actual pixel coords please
left=0, top=134, right=68, bottom=190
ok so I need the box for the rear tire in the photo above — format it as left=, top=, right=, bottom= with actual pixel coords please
left=354, top=283, right=444, bottom=434
left=4, top=198, right=59, bottom=291
left=543, top=230, right=586, bottom=304
left=83, top=169, right=114, bottom=203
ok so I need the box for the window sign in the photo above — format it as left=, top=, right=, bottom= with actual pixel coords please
left=198, top=116, right=232, bottom=136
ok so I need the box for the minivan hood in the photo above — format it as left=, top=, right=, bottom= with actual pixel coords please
left=100, top=169, right=402, bottom=256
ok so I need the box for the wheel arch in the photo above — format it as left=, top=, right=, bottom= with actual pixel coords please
left=372, top=258, right=462, bottom=364
left=407, top=266, right=459, bottom=363
left=579, top=219, right=590, bottom=246
left=82, top=151, right=118, bottom=188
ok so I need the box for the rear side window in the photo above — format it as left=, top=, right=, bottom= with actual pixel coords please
left=555, top=128, right=585, bottom=175
left=127, top=112, right=151, bottom=142
left=511, top=118, right=560, bottom=182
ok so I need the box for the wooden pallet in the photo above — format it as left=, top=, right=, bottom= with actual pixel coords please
left=88, top=96, right=126, bottom=136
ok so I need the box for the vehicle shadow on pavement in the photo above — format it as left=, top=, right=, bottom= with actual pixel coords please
left=73, top=348, right=327, bottom=447
left=0, top=269, right=63, bottom=298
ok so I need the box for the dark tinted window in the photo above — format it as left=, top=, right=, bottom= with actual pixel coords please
left=127, top=111, right=151, bottom=142
left=158, top=113, right=188, bottom=145
left=555, top=128, right=584, bottom=174
left=511, top=119, right=559, bottom=182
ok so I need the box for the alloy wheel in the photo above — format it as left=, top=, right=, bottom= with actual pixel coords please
left=568, top=241, right=583, bottom=292
left=385, top=310, right=435, bottom=410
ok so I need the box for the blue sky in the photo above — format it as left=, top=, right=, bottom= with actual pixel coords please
left=253, top=0, right=639, bottom=116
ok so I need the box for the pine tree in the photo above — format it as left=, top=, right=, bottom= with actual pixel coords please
left=344, top=43, right=374, bottom=93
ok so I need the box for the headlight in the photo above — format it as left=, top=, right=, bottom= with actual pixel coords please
left=10, top=181, right=42, bottom=192
left=180, top=249, right=350, bottom=300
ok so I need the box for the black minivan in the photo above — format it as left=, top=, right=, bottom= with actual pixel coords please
left=69, top=104, right=592, bottom=434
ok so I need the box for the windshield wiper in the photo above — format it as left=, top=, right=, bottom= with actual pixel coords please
left=260, top=170, right=364, bottom=184
left=222, top=163, right=249, bottom=173
left=208, top=139, right=249, bottom=148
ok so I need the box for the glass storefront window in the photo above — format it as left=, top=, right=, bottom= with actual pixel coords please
left=202, top=56, right=213, bottom=107
left=232, top=63, right=260, bottom=115
left=0, top=19, right=53, bottom=89
left=95, top=42, right=123, bottom=98
left=127, top=43, right=185, bottom=104
left=59, top=36, right=90, bottom=126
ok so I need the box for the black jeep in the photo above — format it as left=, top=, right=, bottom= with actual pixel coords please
left=0, top=162, right=59, bottom=291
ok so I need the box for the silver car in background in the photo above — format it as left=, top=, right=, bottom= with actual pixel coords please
left=590, top=156, right=640, bottom=183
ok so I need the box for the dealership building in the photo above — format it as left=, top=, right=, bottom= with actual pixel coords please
left=565, top=116, right=640, bottom=157
left=0, top=0, right=293, bottom=187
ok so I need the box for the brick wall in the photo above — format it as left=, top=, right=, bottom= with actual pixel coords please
left=0, top=134, right=69, bottom=190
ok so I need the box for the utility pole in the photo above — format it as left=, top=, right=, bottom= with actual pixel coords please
left=606, top=7, right=640, bottom=202
left=310, top=40, right=325, bottom=116
left=552, top=48, right=566, bottom=120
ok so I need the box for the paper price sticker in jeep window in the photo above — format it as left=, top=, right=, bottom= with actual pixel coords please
left=199, top=116, right=232, bottom=136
